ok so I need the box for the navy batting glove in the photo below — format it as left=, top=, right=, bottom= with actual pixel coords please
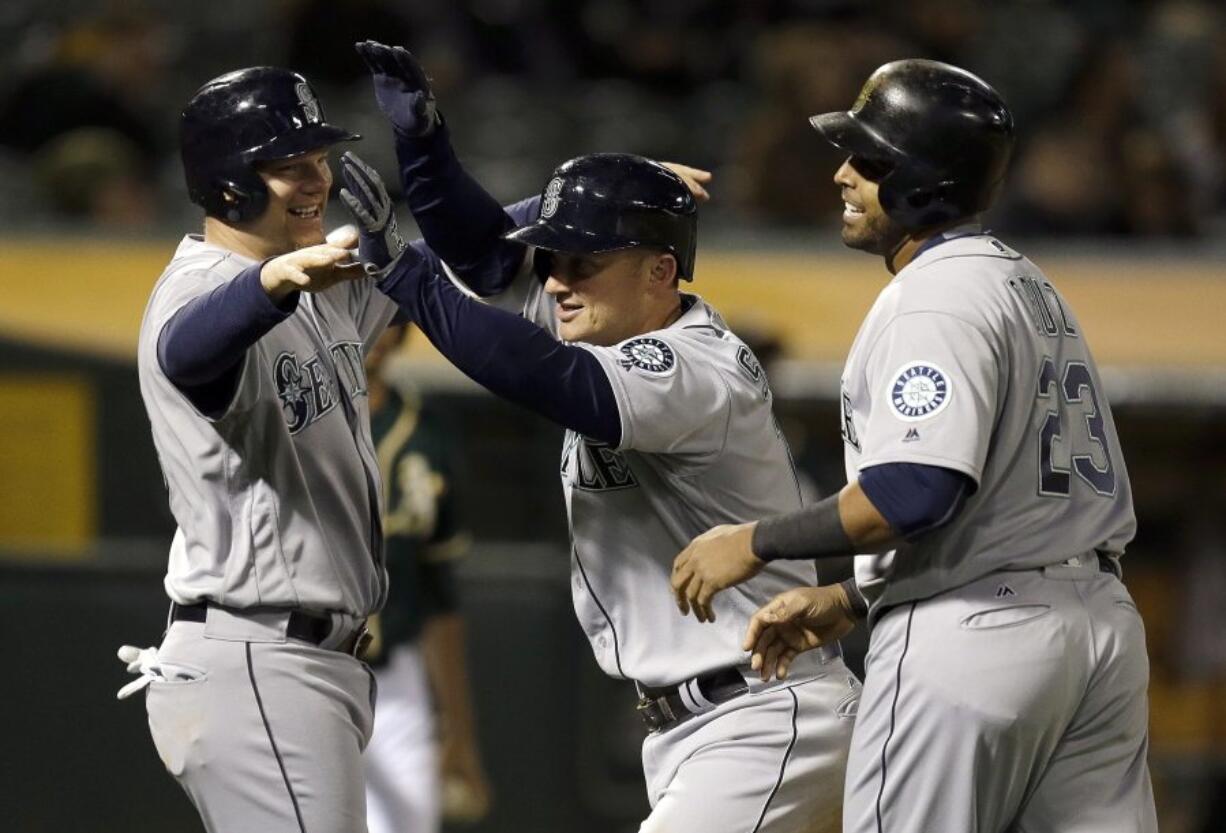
left=355, top=40, right=439, bottom=138
left=338, top=151, right=407, bottom=280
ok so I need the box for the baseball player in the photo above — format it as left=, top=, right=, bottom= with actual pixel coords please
left=117, top=66, right=474, bottom=833
left=362, top=323, right=490, bottom=833
left=339, top=41, right=860, bottom=833
left=670, top=60, right=1158, bottom=833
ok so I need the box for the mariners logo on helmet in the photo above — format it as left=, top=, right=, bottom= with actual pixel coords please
left=541, top=177, right=564, bottom=219
left=619, top=337, right=676, bottom=375
left=295, top=82, right=321, bottom=121
left=889, top=362, right=951, bottom=421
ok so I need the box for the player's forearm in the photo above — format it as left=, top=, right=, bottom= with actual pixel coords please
left=752, top=463, right=972, bottom=561
left=422, top=614, right=481, bottom=745
left=158, top=263, right=296, bottom=391
left=394, top=121, right=527, bottom=296
left=753, top=482, right=894, bottom=562
left=377, top=261, right=621, bottom=444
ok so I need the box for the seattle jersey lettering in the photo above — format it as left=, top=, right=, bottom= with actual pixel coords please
left=275, top=342, right=367, bottom=433
left=561, top=433, right=638, bottom=492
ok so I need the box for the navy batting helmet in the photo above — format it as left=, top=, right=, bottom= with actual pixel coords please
left=810, top=59, right=1014, bottom=230
left=180, top=67, right=360, bottom=223
left=505, top=153, right=698, bottom=280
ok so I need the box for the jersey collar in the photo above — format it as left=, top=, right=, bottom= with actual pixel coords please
left=180, top=233, right=259, bottom=266
left=671, top=292, right=721, bottom=331
left=898, top=224, right=1022, bottom=279
left=911, top=222, right=985, bottom=260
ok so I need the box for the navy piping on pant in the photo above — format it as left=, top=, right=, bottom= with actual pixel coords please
left=751, top=687, right=800, bottom=833
left=246, top=642, right=307, bottom=833
left=876, top=603, right=917, bottom=833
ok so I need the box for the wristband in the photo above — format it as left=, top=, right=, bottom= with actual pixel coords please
left=751, top=493, right=855, bottom=561
left=839, top=577, right=869, bottom=620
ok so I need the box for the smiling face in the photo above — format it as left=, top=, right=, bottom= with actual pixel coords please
left=246, top=148, right=333, bottom=254
left=833, top=156, right=907, bottom=256
left=543, top=249, right=678, bottom=346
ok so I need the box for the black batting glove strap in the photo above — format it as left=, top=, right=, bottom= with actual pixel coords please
left=355, top=40, right=440, bottom=138
left=839, top=577, right=870, bottom=621
left=751, top=493, right=855, bottom=562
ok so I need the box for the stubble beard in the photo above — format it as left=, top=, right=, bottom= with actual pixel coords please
left=841, top=209, right=906, bottom=257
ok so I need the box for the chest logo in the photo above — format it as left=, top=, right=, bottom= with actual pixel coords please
left=619, top=337, right=675, bottom=374
left=888, top=362, right=951, bottom=421
left=274, top=348, right=363, bottom=434
left=561, top=435, right=638, bottom=492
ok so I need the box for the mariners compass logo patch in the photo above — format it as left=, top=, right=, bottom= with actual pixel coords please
left=888, top=362, right=951, bottom=421
left=294, top=82, right=321, bottom=122
left=541, top=177, right=564, bottom=218
left=619, top=337, right=676, bottom=374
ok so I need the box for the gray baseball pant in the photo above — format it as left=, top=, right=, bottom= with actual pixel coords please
left=844, top=555, right=1157, bottom=833
left=145, top=607, right=376, bottom=833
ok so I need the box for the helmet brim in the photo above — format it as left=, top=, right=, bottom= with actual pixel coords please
left=247, top=123, right=361, bottom=162
left=503, top=220, right=640, bottom=256
left=809, top=111, right=902, bottom=162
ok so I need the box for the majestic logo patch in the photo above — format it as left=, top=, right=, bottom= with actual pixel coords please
left=541, top=177, right=564, bottom=219
left=903, top=427, right=920, bottom=443
left=294, top=82, right=321, bottom=122
left=619, top=337, right=675, bottom=374
left=889, top=362, right=951, bottom=421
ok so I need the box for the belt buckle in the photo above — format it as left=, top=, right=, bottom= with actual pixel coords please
left=636, top=694, right=676, bottom=733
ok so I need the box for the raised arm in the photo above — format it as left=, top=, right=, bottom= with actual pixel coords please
left=356, top=40, right=527, bottom=297
left=339, top=155, right=621, bottom=445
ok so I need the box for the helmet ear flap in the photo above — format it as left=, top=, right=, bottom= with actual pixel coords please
left=215, top=177, right=268, bottom=223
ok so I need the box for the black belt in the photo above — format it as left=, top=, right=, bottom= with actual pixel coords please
left=170, top=602, right=370, bottom=656
left=635, top=667, right=749, bottom=734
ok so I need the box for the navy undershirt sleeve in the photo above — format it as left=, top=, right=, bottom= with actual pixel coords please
left=504, top=195, right=541, bottom=228
left=858, top=462, right=973, bottom=539
left=395, top=122, right=530, bottom=297
left=379, top=250, right=621, bottom=445
left=157, top=263, right=298, bottom=417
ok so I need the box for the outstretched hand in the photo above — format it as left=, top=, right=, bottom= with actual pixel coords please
left=671, top=522, right=765, bottom=623
left=742, top=585, right=859, bottom=681
left=260, top=244, right=365, bottom=302
left=355, top=40, right=439, bottom=137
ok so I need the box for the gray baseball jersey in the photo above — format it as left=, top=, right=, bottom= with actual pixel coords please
left=838, top=230, right=1154, bottom=833
left=138, top=235, right=398, bottom=617
left=517, top=280, right=821, bottom=686
left=841, top=231, right=1135, bottom=613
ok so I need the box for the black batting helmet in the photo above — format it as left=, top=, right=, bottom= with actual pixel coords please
left=180, top=67, right=360, bottom=223
left=810, top=59, right=1015, bottom=230
left=505, top=153, right=698, bottom=280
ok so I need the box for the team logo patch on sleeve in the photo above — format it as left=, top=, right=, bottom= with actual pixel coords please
left=888, top=362, right=951, bottom=421
left=619, top=337, right=676, bottom=374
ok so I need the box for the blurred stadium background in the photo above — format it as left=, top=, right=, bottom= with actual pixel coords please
left=1, top=0, right=1224, bottom=831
